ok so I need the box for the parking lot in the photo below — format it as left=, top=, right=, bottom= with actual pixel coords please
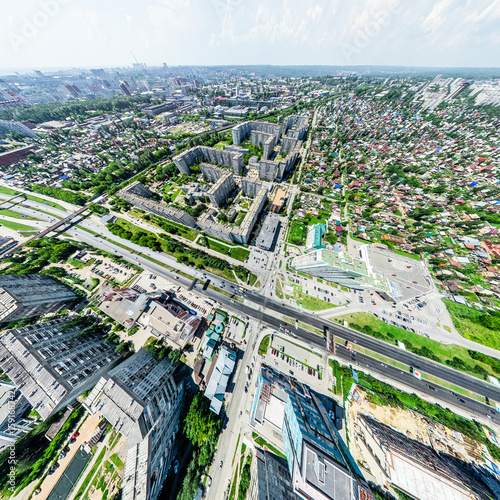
left=225, top=316, right=247, bottom=344
left=91, top=257, right=134, bottom=283
left=247, top=247, right=269, bottom=271
left=367, top=246, right=432, bottom=301
left=285, top=272, right=351, bottom=305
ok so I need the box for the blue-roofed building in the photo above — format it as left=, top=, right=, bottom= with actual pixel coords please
left=250, top=365, right=373, bottom=500
left=282, top=381, right=372, bottom=500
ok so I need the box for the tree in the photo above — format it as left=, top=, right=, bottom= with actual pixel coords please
left=184, top=394, right=219, bottom=446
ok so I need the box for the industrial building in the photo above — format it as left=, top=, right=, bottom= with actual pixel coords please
left=255, top=212, right=280, bottom=250
left=117, top=181, right=197, bottom=228
left=0, top=317, right=122, bottom=419
left=250, top=365, right=373, bottom=500
left=100, top=288, right=203, bottom=348
left=84, top=349, right=184, bottom=500
left=0, top=274, right=76, bottom=323
left=291, top=249, right=390, bottom=293
left=356, top=414, right=496, bottom=500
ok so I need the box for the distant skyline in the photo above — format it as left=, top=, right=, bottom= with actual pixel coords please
left=1, top=0, right=500, bottom=72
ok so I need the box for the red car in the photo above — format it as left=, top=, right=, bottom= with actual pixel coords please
left=69, top=432, right=80, bottom=443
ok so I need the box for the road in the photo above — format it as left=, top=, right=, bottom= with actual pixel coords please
left=335, top=344, right=499, bottom=424
left=3, top=189, right=500, bottom=409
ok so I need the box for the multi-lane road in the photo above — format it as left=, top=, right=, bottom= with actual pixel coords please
left=2, top=189, right=500, bottom=422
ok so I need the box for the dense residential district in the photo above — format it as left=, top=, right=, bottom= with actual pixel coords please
left=1, top=66, right=500, bottom=500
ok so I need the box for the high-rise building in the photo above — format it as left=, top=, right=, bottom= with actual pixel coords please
left=0, top=317, right=122, bottom=419
left=282, top=382, right=373, bottom=500
left=84, top=349, right=184, bottom=500
left=248, top=447, right=301, bottom=500
left=356, top=415, right=496, bottom=500
left=0, top=275, right=76, bottom=323
left=250, top=365, right=373, bottom=500
left=291, top=249, right=390, bottom=293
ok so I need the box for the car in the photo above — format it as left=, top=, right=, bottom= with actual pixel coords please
left=289, top=370, right=294, bottom=375
left=48, top=463, right=60, bottom=475
left=238, top=411, right=242, bottom=419
left=69, top=432, right=80, bottom=443
left=219, top=461, right=223, bottom=471
left=59, top=451, right=67, bottom=460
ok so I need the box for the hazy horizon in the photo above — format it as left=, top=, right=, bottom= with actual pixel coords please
left=2, top=0, right=500, bottom=72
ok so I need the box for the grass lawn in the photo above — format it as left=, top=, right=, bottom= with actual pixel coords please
left=275, top=279, right=284, bottom=298
left=393, top=248, right=421, bottom=260
left=252, top=432, right=286, bottom=459
left=248, top=273, right=258, bottom=287
left=335, top=312, right=500, bottom=380
left=307, top=216, right=327, bottom=225
left=204, top=238, right=250, bottom=262
left=287, top=219, right=306, bottom=245
left=293, top=287, right=337, bottom=311
left=133, top=211, right=198, bottom=241
left=0, top=218, right=35, bottom=231
left=258, top=335, right=270, bottom=355
left=0, top=209, right=39, bottom=220
left=234, top=211, right=246, bottom=226
left=0, top=186, right=66, bottom=211
left=444, top=299, right=500, bottom=350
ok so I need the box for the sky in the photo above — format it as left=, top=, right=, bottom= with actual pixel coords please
left=1, top=0, right=500, bottom=71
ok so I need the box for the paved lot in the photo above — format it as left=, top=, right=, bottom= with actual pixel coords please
left=367, top=246, right=431, bottom=300
left=225, top=315, right=247, bottom=344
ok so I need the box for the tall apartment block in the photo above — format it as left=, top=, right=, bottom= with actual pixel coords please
left=291, top=249, right=390, bottom=294
left=207, top=172, right=236, bottom=207
left=173, top=146, right=244, bottom=176
left=0, top=274, right=76, bottom=323
left=0, top=317, right=122, bottom=419
left=117, top=181, right=197, bottom=228
left=84, top=349, right=184, bottom=500
left=250, top=365, right=373, bottom=500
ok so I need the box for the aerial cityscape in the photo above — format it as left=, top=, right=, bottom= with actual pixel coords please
left=0, top=2, right=500, bottom=500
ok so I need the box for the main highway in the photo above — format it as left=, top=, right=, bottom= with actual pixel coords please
left=2, top=191, right=500, bottom=420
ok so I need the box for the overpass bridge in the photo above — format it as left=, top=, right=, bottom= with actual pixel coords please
left=0, top=192, right=27, bottom=209
left=0, top=204, right=90, bottom=258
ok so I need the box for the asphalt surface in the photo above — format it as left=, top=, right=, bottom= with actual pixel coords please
left=240, top=289, right=500, bottom=403
left=335, top=344, right=500, bottom=424
left=3, top=192, right=499, bottom=419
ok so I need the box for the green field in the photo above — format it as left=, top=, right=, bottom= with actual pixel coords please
left=444, top=299, right=500, bottom=350
left=0, top=209, right=39, bottom=220
left=204, top=238, right=250, bottom=262
left=287, top=285, right=337, bottom=311
left=258, top=335, right=270, bottom=355
left=0, top=218, right=35, bottom=231
left=335, top=312, right=500, bottom=380
left=0, top=186, right=66, bottom=211
left=288, top=219, right=306, bottom=245
left=132, top=210, right=199, bottom=241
